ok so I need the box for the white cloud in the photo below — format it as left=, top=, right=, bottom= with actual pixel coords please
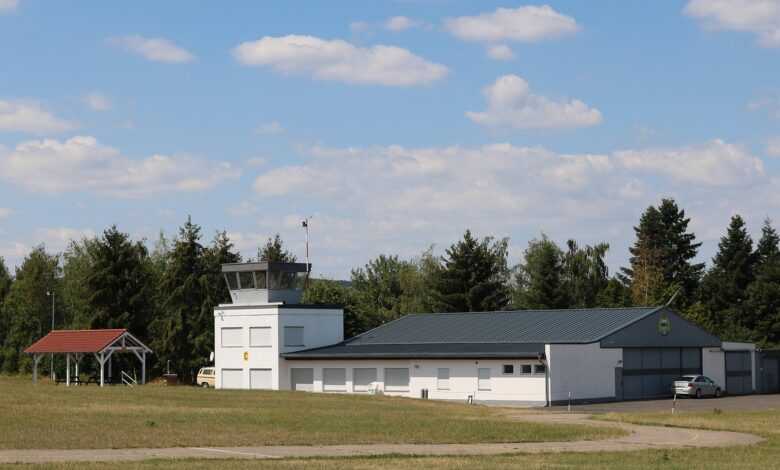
left=614, top=139, right=765, bottom=187
left=0, top=100, right=75, bottom=134
left=384, top=16, right=420, bottom=32
left=83, top=92, right=111, bottom=111
left=0, top=136, right=240, bottom=197
left=349, top=21, right=371, bottom=33
left=0, top=208, right=11, bottom=219
left=445, top=5, right=579, bottom=43
left=254, top=121, right=285, bottom=135
left=0, top=0, right=18, bottom=13
left=466, top=74, right=602, bottom=130
left=747, top=93, right=780, bottom=119
left=685, top=0, right=780, bottom=47
left=35, top=227, right=96, bottom=252
left=110, top=35, right=195, bottom=63
left=767, top=137, right=780, bottom=156
left=486, top=44, right=514, bottom=61
left=232, top=35, right=448, bottom=86
left=247, top=139, right=778, bottom=277
left=246, top=156, right=268, bottom=167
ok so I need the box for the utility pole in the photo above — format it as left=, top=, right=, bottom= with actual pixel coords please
left=46, top=290, right=55, bottom=380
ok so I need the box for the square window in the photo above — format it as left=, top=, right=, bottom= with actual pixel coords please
left=534, top=364, right=546, bottom=374
left=502, top=364, right=514, bottom=375
left=521, top=364, right=532, bottom=375
left=384, top=368, right=410, bottom=392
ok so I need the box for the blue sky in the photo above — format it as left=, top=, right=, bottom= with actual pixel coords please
left=1, top=0, right=779, bottom=278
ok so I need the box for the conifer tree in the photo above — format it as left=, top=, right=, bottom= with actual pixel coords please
left=87, top=226, right=153, bottom=337
left=432, top=230, right=510, bottom=312
left=513, top=235, right=568, bottom=309
left=259, top=234, right=297, bottom=263
left=745, top=218, right=780, bottom=345
left=562, top=240, right=610, bottom=308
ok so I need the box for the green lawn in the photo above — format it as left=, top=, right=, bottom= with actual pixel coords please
left=7, top=401, right=778, bottom=469
left=0, top=376, right=617, bottom=449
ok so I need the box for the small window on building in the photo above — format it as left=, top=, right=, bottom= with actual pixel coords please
left=239, top=271, right=255, bottom=290
left=478, top=368, right=491, bottom=391
left=220, top=327, right=242, bottom=347
left=249, top=369, right=272, bottom=390
left=249, top=327, right=272, bottom=347
left=534, top=364, right=546, bottom=374
left=437, top=368, right=450, bottom=390
left=384, top=368, right=410, bottom=392
left=323, top=368, right=347, bottom=392
left=353, top=368, right=377, bottom=392
left=502, top=364, right=514, bottom=375
left=521, top=364, right=532, bottom=375
left=284, top=326, right=304, bottom=347
left=225, top=273, right=239, bottom=290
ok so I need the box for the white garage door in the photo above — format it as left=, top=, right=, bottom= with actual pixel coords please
left=291, top=368, right=314, bottom=391
left=221, top=369, right=243, bottom=389
left=250, top=369, right=273, bottom=389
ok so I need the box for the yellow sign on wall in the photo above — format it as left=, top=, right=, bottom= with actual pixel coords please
left=243, top=351, right=249, bottom=361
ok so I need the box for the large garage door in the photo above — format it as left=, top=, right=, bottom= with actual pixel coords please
left=725, top=351, right=752, bottom=395
left=623, top=348, right=701, bottom=400
left=290, top=368, right=314, bottom=392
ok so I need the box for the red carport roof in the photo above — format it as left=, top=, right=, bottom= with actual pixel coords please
left=24, top=329, right=127, bottom=354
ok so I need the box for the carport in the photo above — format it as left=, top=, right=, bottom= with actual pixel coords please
left=24, top=329, right=152, bottom=386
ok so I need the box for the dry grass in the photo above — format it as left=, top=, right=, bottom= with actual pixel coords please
left=0, top=376, right=618, bottom=449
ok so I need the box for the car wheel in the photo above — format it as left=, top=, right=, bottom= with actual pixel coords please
left=714, top=388, right=721, bottom=398
left=201, top=382, right=209, bottom=388
left=696, top=388, right=702, bottom=399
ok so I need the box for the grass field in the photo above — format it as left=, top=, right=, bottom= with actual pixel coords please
left=6, top=401, right=778, bottom=469
left=0, top=376, right=618, bottom=449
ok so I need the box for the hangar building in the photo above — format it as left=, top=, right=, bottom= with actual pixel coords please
left=214, top=261, right=757, bottom=404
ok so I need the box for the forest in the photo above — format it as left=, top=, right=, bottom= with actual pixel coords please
left=0, top=198, right=778, bottom=382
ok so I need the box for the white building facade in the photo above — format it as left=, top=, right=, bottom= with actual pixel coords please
left=214, top=262, right=757, bottom=404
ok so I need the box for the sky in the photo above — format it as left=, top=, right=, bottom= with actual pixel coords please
left=1, top=0, right=779, bottom=279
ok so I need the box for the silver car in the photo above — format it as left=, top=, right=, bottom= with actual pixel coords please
left=672, top=375, right=722, bottom=398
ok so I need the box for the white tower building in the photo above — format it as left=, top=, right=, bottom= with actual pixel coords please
left=213, top=261, right=343, bottom=390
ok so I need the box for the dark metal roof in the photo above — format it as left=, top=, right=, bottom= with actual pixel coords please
left=284, top=306, right=665, bottom=360
left=222, top=262, right=309, bottom=273
left=283, top=342, right=545, bottom=359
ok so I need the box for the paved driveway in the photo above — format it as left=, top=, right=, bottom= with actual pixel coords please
left=553, top=393, right=780, bottom=414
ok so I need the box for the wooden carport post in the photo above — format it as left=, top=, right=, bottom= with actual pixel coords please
left=65, top=353, right=70, bottom=387
left=32, top=354, right=43, bottom=384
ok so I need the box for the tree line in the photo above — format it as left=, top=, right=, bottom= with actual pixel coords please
left=0, top=198, right=778, bottom=380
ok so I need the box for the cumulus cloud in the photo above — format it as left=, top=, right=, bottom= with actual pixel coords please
left=767, top=137, right=780, bottom=156
left=614, top=139, right=765, bottom=187
left=0, top=208, right=11, bottom=219
left=0, top=0, right=18, bottom=13
left=466, top=75, right=602, bottom=130
left=0, top=136, right=240, bottom=197
left=486, top=44, right=514, bottom=61
left=232, top=35, right=448, bottom=86
left=384, top=16, right=421, bottom=32
left=685, top=0, right=780, bottom=47
left=35, top=227, right=97, bottom=251
left=445, top=5, right=579, bottom=43
left=83, top=92, right=111, bottom=111
left=246, top=139, right=777, bottom=277
left=110, top=35, right=195, bottom=63
left=254, top=121, right=285, bottom=135
left=0, top=100, right=74, bottom=134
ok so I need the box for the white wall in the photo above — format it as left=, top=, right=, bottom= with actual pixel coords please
left=213, top=305, right=343, bottom=389
left=547, top=343, right=622, bottom=402
left=281, top=358, right=548, bottom=404
left=702, top=347, right=725, bottom=389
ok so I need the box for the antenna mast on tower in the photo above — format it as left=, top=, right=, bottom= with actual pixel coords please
left=302, top=217, right=312, bottom=285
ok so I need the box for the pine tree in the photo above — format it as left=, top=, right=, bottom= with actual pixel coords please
left=0, top=257, right=13, bottom=371
left=745, top=218, right=780, bottom=345
left=259, top=234, right=297, bottom=263
left=513, top=235, right=568, bottom=309
left=432, top=230, right=510, bottom=312
left=622, top=199, right=703, bottom=307
left=0, top=247, right=59, bottom=373
left=198, top=231, right=241, bottom=364
left=61, top=238, right=98, bottom=329
left=699, top=215, right=756, bottom=337
left=87, top=227, right=153, bottom=337
left=152, top=217, right=206, bottom=382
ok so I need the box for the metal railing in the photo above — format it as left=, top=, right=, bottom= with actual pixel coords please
left=121, top=370, right=137, bottom=387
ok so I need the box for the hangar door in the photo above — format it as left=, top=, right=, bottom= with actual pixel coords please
left=725, top=351, right=752, bottom=395
left=622, top=348, right=701, bottom=400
